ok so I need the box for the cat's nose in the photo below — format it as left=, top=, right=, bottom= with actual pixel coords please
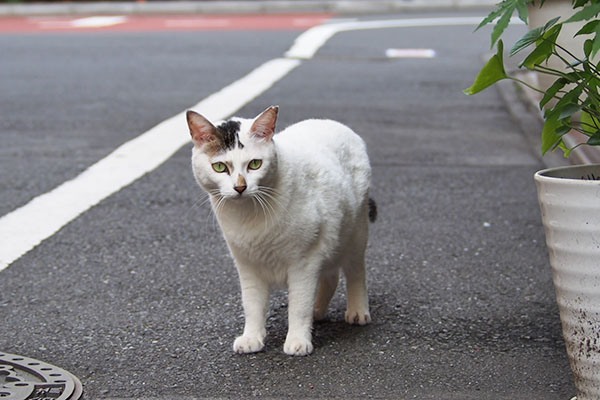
left=234, top=185, right=247, bottom=194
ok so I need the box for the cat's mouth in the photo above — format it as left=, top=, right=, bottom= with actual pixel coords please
left=227, top=191, right=252, bottom=201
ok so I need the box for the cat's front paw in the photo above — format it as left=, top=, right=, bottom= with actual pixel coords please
left=283, top=336, right=313, bottom=356
left=345, top=310, right=371, bottom=325
left=233, top=335, right=264, bottom=354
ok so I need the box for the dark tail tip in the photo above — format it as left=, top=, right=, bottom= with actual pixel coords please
left=368, top=198, right=378, bottom=223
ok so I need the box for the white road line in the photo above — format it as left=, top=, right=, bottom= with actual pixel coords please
left=164, top=19, right=231, bottom=29
left=70, top=16, right=127, bottom=28
left=0, top=16, right=495, bottom=271
left=386, top=48, right=436, bottom=58
left=285, top=17, right=485, bottom=60
left=37, top=16, right=127, bottom=29
left=0, top=58, right=300, bottom=270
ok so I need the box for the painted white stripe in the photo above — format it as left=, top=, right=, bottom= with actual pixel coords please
left=164, top=18, right=231, bottom=29
left=0, top=16, right=515, bottom=270
left=36, top=15, right=128, bottom=29
left=0, top=57, right=300, bottom=270
left=285, top=16, right=524, bottom=60
left=71, top=16, right=127, bottom=28
left=386, top=48, right=436, bottom=58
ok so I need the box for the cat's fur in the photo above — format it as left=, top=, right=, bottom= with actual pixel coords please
left=186, top=106, right=374, bottom=356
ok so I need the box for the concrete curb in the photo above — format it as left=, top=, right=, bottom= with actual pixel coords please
left=0, top=0, right=496, bottom=16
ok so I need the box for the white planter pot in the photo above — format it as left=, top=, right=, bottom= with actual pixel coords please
left=528, top=0, right=589, bottom=97
left=535, top=164, right=600, bottom=399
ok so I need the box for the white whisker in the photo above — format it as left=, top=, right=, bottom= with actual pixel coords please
left=257, top=185, right=290, bottom=219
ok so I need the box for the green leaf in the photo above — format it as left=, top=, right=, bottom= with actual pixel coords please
left=589, top=27, right=600, bottom=59
left=491, top=5, right=516, bottom=47
left=581, top=110, right=600, bottom=134
left=588, top=135, right=600, bottom=145
left=539, top=77, right=567, bottom=108
left=565, top=3, right=600, bottom=23
left=516, top=2, right=529, bottom=22
left=520, top=25, right=562, bottom=69
left=464, top=41, right=508, bottom=95
left=585, top=38, right=594, bottom=58
left=509, top=16, right=560, bottom=56
left=558, top=141, right=572, bottom=157
left=545, top=84, right=585, bottom=120
left=543, top=16, right=561, bottom=31
left=510, top=26, right=544, bottom=56
left=576, top=20, right=600, bottom=36
left=541, top=116, right=570, bottom=154
left=558, top=103, right=582, bottom=120
left=475, top=7, right=504, bottom=31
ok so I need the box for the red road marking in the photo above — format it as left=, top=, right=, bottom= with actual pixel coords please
left=0, top=14, right=332, bottom=33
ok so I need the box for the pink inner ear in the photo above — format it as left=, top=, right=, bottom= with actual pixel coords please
left=250, top=106, right=278, bottom=141
left=187, top=110, right=216, bottom=146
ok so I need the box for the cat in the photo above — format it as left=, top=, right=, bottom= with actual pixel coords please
left=186, top=105, right=376, bottom=356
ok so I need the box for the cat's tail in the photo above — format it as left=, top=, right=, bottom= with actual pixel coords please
left=368, top=198, right=378, bottom=223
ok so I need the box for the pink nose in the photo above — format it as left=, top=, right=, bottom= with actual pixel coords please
left=234, top=185, right=247, bottom=194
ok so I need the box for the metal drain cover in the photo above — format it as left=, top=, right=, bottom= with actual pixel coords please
left=0, top=351, right=82, bottom=400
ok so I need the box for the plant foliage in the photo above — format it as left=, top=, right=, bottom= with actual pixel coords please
left=465, top=0, right=600, bottom=156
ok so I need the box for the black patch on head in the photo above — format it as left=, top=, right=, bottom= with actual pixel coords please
left=216, top=120, right=242, bottom=151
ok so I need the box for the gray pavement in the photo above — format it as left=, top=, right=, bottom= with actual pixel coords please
left=0, top=5, right=578, bottom=400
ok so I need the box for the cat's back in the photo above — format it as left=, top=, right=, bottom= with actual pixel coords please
left=274, top=118, right=370, bottom=195
left=276, top=119, right=368, bottom=164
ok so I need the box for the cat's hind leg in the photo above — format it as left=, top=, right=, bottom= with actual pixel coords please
left=313, top=268, right=340, bottom=321
left=342, top=223, right=371, bottom=326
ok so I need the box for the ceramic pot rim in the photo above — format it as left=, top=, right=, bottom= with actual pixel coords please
left=534, top=163, right=600, bottom=184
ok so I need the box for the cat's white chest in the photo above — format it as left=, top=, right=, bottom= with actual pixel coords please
left=220, top=214, right=299, bottom=285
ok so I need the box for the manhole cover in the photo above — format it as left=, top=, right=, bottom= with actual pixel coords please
left=0, top=351, right=82, bottom=400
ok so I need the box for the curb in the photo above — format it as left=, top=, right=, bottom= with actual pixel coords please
left=0, top=0, right=497, bottom=16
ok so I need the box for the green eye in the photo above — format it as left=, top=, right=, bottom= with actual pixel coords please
left=212, top=162, right=228, bottom=173
left=248, top=159, right=262, bottom=170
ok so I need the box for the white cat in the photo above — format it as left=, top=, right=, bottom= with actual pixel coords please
left=186, top=106, right=375, bottom=356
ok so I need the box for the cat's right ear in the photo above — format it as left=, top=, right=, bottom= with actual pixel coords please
left=186, top=110, right=216, bottom=147
left=250, top=106, right=278, bottom=142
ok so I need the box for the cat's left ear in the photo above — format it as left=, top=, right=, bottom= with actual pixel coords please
left=250, top=106, right=278, bottom=142
left=187, top=110, right=217, bottom=147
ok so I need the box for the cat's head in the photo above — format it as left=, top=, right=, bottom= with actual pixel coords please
left=187, top=106, right=279, bottom=200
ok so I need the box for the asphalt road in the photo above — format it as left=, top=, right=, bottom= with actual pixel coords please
left=0, top=10, right=575, bottom=399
